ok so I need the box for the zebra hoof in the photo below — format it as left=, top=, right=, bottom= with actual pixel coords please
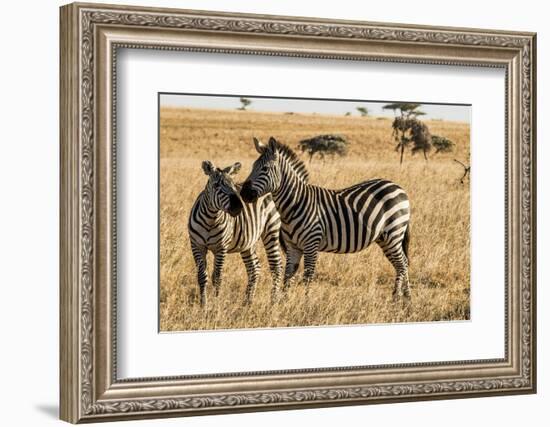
left=270, top=291, right=282, bottom=305
left=392, top=290, right=403, bottom=302
left=276, top=290, right=289, bottom=303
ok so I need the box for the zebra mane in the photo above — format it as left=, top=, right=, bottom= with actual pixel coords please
left=272, top=140, right=310, bottom=183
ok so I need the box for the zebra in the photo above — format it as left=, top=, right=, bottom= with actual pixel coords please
left=240, top=137, right=412, bottom=299
left=188, top=160, right=283, bottom=305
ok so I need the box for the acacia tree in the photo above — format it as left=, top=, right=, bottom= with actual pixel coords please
left=298, top=135, right=348, bottom=163
left=409, top=120, right=432, bottom=160
left=238, top=97, right=252, bottom=111
left=384, top=103, right=431, bottom=164
left=383, top=103, right=426, bottom=119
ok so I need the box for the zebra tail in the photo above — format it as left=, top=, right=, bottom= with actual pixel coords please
left=402, top=224, right=410, bottom=264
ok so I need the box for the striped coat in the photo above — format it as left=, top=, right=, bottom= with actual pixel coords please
left=188, top=161, right=283, bottom=305
left=241, top=138, right=411, bottom=299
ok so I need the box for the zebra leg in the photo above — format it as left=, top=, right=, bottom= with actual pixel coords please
left=262, top=232, right=283, bottom=303
left=403, top=270, right=411, bottom=298
left=190, top=241, right=209, bottom=306
left=302, top=243, right=320, bottom=293
left=241, top=248, right=261, bottom=304
left=283, top=246, right=303, bottom=291
left=377, top=238, right=409, bottom=300
left=212, top=249, right=227, bottom=297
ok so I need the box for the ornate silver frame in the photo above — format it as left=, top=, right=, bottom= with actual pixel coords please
left=60, top=2, right=536, bottom=423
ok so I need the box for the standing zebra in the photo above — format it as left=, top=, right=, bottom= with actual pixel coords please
left=188, top=160, right=283, bottom=305
left=240, top=137, right=412, bottom=299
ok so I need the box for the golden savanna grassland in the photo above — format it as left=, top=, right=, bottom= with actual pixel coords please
left=159, top=106, right=471, bottom=331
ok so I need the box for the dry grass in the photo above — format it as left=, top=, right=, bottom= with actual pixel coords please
left=160, top=107, right=470, bottom=331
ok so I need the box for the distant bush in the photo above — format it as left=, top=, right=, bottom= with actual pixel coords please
left=356, top=107, right=369, bottom=117
left=431, top=135, right=455, bottom=153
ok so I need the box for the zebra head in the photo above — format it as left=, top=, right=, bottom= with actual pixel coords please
left=201, top=160, right=244, bottom=217
left=241, top=137, right=281, bottom=203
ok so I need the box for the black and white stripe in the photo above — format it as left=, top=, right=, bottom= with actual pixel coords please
left=188, top=160, right=283, bottom=305
left=241, top=137, right=412, bottom=299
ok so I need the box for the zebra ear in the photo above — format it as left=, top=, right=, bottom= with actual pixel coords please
left=268, top=137, right=278, bottom=152
left=223, top=162, right=241, bottom=176
left=253, top=137, right=266, bottom=154
left=268, top=137, right=279, bottom=159
left=202, top=160, right=215, bottom=176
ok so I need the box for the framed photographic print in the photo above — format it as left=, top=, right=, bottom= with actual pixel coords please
left=60, top=2, right=537, bottom=423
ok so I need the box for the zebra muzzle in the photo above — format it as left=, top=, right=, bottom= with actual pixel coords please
left=228, top=194, right=244, bottom=217
left=240, top=182, right=258, bottom=203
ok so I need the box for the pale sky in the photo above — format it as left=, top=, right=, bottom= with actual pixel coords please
left=160, top=93, right=471, bottom=123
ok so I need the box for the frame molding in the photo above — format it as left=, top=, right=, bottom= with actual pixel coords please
left=60, top=2, right=536, bottom=423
